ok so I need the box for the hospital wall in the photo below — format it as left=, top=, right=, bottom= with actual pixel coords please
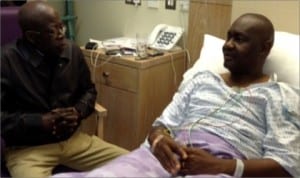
left=48, top=0, right=299, bottom=45
left=231, top=0, right=299, bottom=34
left=71, top=0, right=189, bottom=46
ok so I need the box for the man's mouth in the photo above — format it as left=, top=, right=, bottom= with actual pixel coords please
left=223, top=53, right=234, bottom=61
left=59, top=39, right=67, bottom=47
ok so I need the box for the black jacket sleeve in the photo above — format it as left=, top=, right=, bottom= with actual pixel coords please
left=72, top=44, right=97, bottom=120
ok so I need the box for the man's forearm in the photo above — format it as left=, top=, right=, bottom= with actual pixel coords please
left=74, top=87, right=97, bottom=119
left=148, top=126, right=171, bottom=146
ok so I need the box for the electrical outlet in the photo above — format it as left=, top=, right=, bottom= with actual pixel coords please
left=165, top=0, right=176, bottom=10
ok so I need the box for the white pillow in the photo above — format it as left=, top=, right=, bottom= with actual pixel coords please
left=183, top=32, right=299, bottom=87
left=264, top=31, right=299, bottom=87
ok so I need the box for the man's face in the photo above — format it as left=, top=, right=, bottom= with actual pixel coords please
left=34, top=9, right=67, bottom=56
left=222, top=17, right=264, bottom=74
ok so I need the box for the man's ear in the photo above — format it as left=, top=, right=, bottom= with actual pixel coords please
left=25, top=31, right=39, bottom=44
left=260, top=39, right=273, bottom=57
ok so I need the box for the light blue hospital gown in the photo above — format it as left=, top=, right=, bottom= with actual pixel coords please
left=53, top=70, right=299, bottom=177
left=153, top=70, right=300, bottom=177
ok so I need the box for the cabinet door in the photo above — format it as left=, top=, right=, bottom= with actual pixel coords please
left=99, top=85, right=138, bottom=150
left=136, top=54, right=186, bottom=143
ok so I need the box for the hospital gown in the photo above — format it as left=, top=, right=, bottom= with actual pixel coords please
left=53, top=70, right=300, bottom=177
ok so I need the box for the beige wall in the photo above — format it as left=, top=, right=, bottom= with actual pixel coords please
left=44, top=0, right=64, bottom=16
left=48, top=0, right=299, bottom=45
left=232, top=0, right=299, bottom=34
left=73, top=0, right=189, bottom=46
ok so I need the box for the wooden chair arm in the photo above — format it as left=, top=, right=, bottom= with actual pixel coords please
left=80, top=103, right=107, bottom=138
left=94, top=102, right=107, bottom=118
left=94, top=103, right=107, bottom=138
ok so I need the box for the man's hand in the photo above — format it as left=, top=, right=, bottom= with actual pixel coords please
left=42, top=107, right=80, bottom=139
left=148, top=127, right=187, bottom=176
left=178, top=147, right=226, bottom=176
left=41, top=111, right=61, bottom=132
left=52, top=107, right=80, bottom=122
left=51, top=107, right=80, bottom=138
left=152, top=135, right=187, bottom=175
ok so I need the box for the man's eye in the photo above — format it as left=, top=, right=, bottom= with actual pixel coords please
left=46, top=29, right=55, bottom=34
left=48, top=29, right=56, bottom=34
left=235, top=36, right=245, bottom=43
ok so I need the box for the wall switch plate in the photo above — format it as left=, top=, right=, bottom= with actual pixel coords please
left=125, top=0, right=133, bottom=5
left=180, top=0, right=189, bottom=11
left=125, top=0, right=141, bottom=6
left=165, top=0, right=176, bottom=10
left=148, top=0, right=159, bottom=8
left=133, top=0, right=141, bottom=6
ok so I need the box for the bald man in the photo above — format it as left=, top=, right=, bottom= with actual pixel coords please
left=1, top=1, right=128, bottom=177
left=54, top=13, right=299, bottom=178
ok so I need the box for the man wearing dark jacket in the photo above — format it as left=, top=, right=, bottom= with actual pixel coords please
left=1, top=1, right=127, bottom=177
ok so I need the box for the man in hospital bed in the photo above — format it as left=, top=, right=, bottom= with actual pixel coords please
left=53, top=13, right=299, bottom=177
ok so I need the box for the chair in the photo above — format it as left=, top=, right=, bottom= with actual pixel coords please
left=0, top=6, right=22, bottom=46
left=80, top=103, right=107, bottom=138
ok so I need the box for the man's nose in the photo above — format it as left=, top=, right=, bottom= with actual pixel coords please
left=57, top=26, right=66, bottom=38
left=225, top=38, right=235, bottom=49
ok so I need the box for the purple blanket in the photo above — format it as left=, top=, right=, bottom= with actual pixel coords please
left=52, top=131, right=244, bottom=177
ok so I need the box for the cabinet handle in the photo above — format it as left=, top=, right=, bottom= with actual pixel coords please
left=102, top=72, right=110, bottom=78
